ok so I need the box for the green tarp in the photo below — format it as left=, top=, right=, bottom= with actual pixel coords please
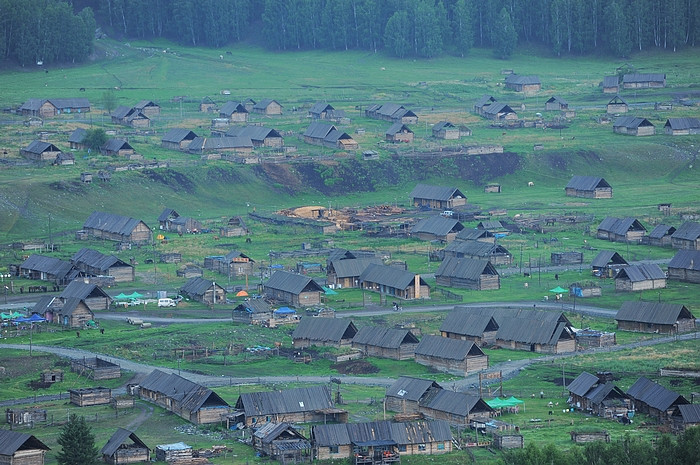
left=322, top=286, right=338, bottom=295
left=487, top=396, right=524, bottom=408
left=549, top=286, right=568, bottom=293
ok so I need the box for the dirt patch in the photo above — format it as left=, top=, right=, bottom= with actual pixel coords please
left=331, top=360, right=379, bottom=375
left=254, top=164, right=304, bottom=193
left=140, top=169, right=196, bottom=194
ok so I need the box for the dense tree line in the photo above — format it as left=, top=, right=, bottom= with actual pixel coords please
left=0, top=0, right=95, bottom=66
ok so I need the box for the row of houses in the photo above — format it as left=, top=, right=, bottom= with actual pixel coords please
left=19, top=248, right=133, bottom=285
left=597, top=218, right=700, bottom=250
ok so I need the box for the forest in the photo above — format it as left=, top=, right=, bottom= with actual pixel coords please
left=1, top=0, right=699, bottom=65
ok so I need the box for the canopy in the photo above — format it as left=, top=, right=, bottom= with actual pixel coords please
left=549, top=286, right=568, bottom=294
left=322, top=286, right=338, bottom=295
left=486, top=397, right=509, bottom=408
left=114, top=293, right=130, bottom=300
left=274, top=307, right=296, bottom=315
left=13, top=314, right=46, bottom=323
left=505, top=396, right=524, bottom=405
left=236, top=290, right=249, bottom=297
left=125, top=292, right=143, bottom=299
left=1, top=311, right=25, bottom=320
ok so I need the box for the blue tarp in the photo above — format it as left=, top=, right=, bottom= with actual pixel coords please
left=274, top=307, right=296, bottom=315
left=13, top=314, right=46, bottom=323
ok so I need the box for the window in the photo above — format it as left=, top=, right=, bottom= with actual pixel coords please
left=398, top=445, right=406, bottom=453
left=418, top=444, right=426, bottom=451
left=438, top=443, right=445, bottom=450
left=330, top=446, right=339, bottom=454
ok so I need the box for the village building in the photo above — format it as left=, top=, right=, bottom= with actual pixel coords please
left=626, top=377, right=688, bottom=423
left=365, top=103, right=418, bottom=124
left=0, top=430, right=50, bottom=465
left=71, top=248, right=134, bottom=282
left=200, top=96, right=217, bottom=112
left=473, top=95, right=498, bottom=116
left=440, top=307, right=500, bottom=345
left=326, top=257, right=382, bottom=289
left=602, top=76, right=620, bottom=93
left=233, top=385, right=347, bottom=427
left=40, top=297, right=94, bottom=328
left=615, top=302, right=695, bottom=334
left=226, top=125, right=284, bottom=148
left=161, top=128, right=198, bottom=150
left=455, top=228, right=495, bottom=243
left=252, top=422, right=311, bottom=464
left=312, top=420, right=452, bottom=462
left=614, top=263, right=666, bottom=291
left=308, top=102, right=335, bottom=119
left=482, top=102, right=517, bottom=121
left=414, top=335, right=488, bottom=376
left=111, top=106, right=150, bottom=128
left=264, top=270, right=324, bottom=307
left=176, top=264, right=203, bottom=279
left=385, top=376, right=442, bottom=414
left=60, top=280, right=112, bottom=310
left=138, top=369, right=230, bottom=424
left=188, top=136, right=254, bottom=155
left=410, top=184, right=467, bottom=210
left=69, top=387, right=112, bottom=406
left=155, top=443, right=192, bottom=462
left=219, top=101, right=249, bottom=122
left=303, top=121, right=358, bottom=150
left=606, top=95, right=628, bottom=114
left=101, top=428, right=150, bottom=464
left=360, top=263, right=430, bottom=300
left=19, top=255, right=75, bottom=284
left=101, top=139, right=136, bottom=157
left=133, top=100, right=160, bottom=117
left=622, top=73, right=666, bottom=88
left=82, top=211, right=152, bottom=244
left=219, top=216, right=250, bottom=237
left=574, top=328, right=616, bottom=348
left=54, top=151, right=75, bottom=166
left=646, top=224, right=676, bottom=247
left=545, top=95, right=568, bottom=111
left=5, top=407, right=48, bottom=427
left=596, top=217, right=646, bottom=243
left=253, top=99, right=283, bottom=115
left=410, top=216, right=464, bottom=242
left=351, top=326, right=419, bottom=360
left=204, top=250, right=255, bottom=278
left=20, top=140, right=63, bottom=162
left=671, top=404, right=700, bottom=434
left=70, top=356, right=121, bottom=380
left=68, top=128, right=88, bottom=150
left=567, top=372, right=632, bottom=418
left=432, top=121, right=470, bottom=139
left=180, top=278, right=226, bottom=305
left=671, top=221, right=700, bottom=250
left=476, top=220, right=508, bottom=236
left=417, top=389, right=494, bottom=425
left=591, top=250, right=629, bottom=278
left=292, top=317, right=358, bottom=348
left=19, top=97, right=90, bottom=117
left=664, top=117, right=700, bottom=135
left=385, top=122, right=414, bottom=143
left=667, top=249, right=700, bottom=283
left=232, top=299, right=274, bottom=325
left=434, top=257, right=500, bottom=290
left=565, top=176, right=613, bottom=198
left=157, top=208, right=203, bottom=233
left=613, top=116, right=655, bottom=136
left=551, top=251, right=584, bottom=265
left=504, top=74, right=541, bottom=93
left=442, top=241, right=512, bottom=266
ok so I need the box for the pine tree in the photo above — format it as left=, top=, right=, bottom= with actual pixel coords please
left=56, top=414, right=99, bottom=465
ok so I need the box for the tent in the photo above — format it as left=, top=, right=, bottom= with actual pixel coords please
left=114, top=293, right=130, bottom=300
left=13, top=314, right=46, bottom=323
left=236, top=290, right=249, bottom=297
left=486, top=397, right=510, bottom=408
left=274, top=307, right=296, bottom=315
left=1, top=311, right=25, bottom=320
left=322, top=286, right=338, bottom=295
left=125, top=292, right=143, bottom=299
left=505, top=396, right=524, bottom=405
left=549, top=286, right=568, bottom=294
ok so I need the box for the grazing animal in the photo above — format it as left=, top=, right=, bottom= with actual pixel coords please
left=528, top=181, right=535, bottom=187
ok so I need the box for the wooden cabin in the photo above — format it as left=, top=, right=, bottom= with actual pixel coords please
left=606, top=95, right=628, bottom=114
left=101, top=428, right=150, bottom=464
left=565, top=176, right=612, bottom=198
left=20, top=140, right=62, bottom=162
left=232, top=299, right=274, bottom=325
left=155, top=443, right=192, bottom=462
left=671, top=221, right=700, bottom=250
left=252, top=422, right=311, bottom=464
left=483, top=102, right=517, bottom=121
left=180, top=278, right=226, bottom=305
left=596, top=217, right=646, bottom=243
left=442, top=241, right=512, bottom=266
left=616, top=302, right=695, bottom=334
left=69, top=387, right=112, bottom=406
left=504, top=74, right=541, bottom=93
left=253, top=99, right=283, bottom=115
left=602, top=76, right=619, bottom=93
left=567, top=372, right=631, bottom=418
left=473, top=95, right=497, bottom=116
left=410, top=184, right=467, bottom=210
left=551, top=251, right=583, bottom=265
left=647, top=224, right=676, bottom=247
left=488, top=308, right=576, bottom=354
left=434, top=257, right=500, bottom=290
left=365, top=103, right=418, bottom=123
left=417, top=390, right=494, bottom=425
left=60, top=280, right=112, bottom=311
left=226, top=126, right=284, bottom=148
left=664, top=117, right=700, bottom=135
left=613, top=116, right=655, bottom=136
left=0, top=430, right=50, bottom=465
left=627, top=377, right=688, bottom=423
left=622, top=73, right=666, bottom=88
left=82, top=211, right=152, bottom=243
left=352, top=326, right=419, bottom=361
left=360, top=263, right=430, bottom=300
left=292, top=317, right=357, bottom=349
left=327, top=257, right=382, bottom=289
left=385, top=376, right=442, bottom=414
left=440, top=307, right=500, bottom=346
left=53, top=298, right=94, bottom=328
left=614, top=263, right=666, bottom=291
left=414, top=335, right=488, bottom=376
left=71, top=248, right=134, bottom=282
left=411, top=216, right=464, bottom=242
left=671, top=404, right=700, bottom=434
left=264, top=270, right=323, bottom=307
left=591, top=250, right=629, bottom=278
left=385, top=123, right=414, bottom=143
left=219, top=101, right=249, bottom=122
left=667, top=249, right=700, bottom=283
left=70, top=356, right=121, bottom=380
left=161, top=128, right=198, bottom=150
left=545, top=96, right=568, bottom=111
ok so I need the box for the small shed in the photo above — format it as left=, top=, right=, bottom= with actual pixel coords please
left=664, top=117, right=700, bottom=135
left=544, top=96, right=568, bottom=111
left=80, top=172, right=93, bottom=183
left=602, top=76, right=619, bottom=93
left=565, top=176, right=612, bottom=198
left=434, top=257, right=500, bottom=290
left=614, top=263, right=666, bottom=291
left=200, top=96, right=217, bottom=112
left=252, top=422, right=311, bottom=464
left=155, top=443, right=192, bottom=462
left=591, top=250, right=628, bottom=277
left=351, top=326, right=420, bottom=360
left=414, top=335, right=488, bottom=376
left=101, top=428, right=150, bottom=464
left=615, top=302, right=695, bottom=334
left=667, top=249, right=700, bottom=283
left=69, top=387, right=112, bottom=407
left=606, top=95, right=628, bottom=114
left=432, top=121, right=460, bottom=139
left=68, top=128, right=88, bottom=150
left=473, top=95, right=497, bottom=115
left=292, top=317, right=358, bottom=348
left=493, top=433, right=524, bottom=449
left=232, top=299, right=274, bottom=325
left=484, top=183, right=501, bottom=193
left=671, top=221, right=700, bottom=250
left=613, top=116, right=655, bottom=136
left=70, top=356, right=121, bottom=380
left=385, top=122, right=414, bottom=143
left=0, top=430, right=50, bottom=465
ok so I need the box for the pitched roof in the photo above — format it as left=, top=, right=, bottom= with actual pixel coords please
left=0, top=430, right=50, bottom=455
left=232, top=299, right=272, bottom=315
left=236, top=385, right=332, bottom=417
left=671, top=221, right=700, bottom=241
left=613, top=116, right=654, bottom=129
left=385, top=376, right=442, bottom=402
left=439, top=306, right=499, bottom=337
left=432, top=121, right=456, bottom=131
left=22, top=140, right=61, bottom=154
left=626, top=376, right=687, bottom=412
left=188, top=136, right=253, bottom=151
left=102, top=138, right=133, bottom=152
left=19, top=98, right=44, bottom=111
left=608, top=95, right=627, bottom=105
left=265, top=270, right=324, bottom=294
left=219, top=101, right=248, bottom=115
left=292, top=317, right=357, bottom=343
left=20, top=255, right=74, bottom=278
left=72, top=248, right=129, bottom=271
left=68, top=128, right=87, bottom=143
left=134, top=100, right=159, bottom=110
left=603, top=76, right=619, bottom=87
left=158, top=208, right=179, bottom=222
left=386, top=122, right=412, bottom=136
left=492, top=309, right=573, bottom=345
left=330, top=258, right=382, bottom=278
left=435, top=257, right=498, bottom=280
left=545, top=95, right=568, bottom=105
left=59, top=297, right=93, bottom=317
left=565, top=176, right=611, bottom=191
left=60, top=280, right=110, bottom=301
left=254, top=99, right=282, bottom=110
left=360, top=264, right=426, bottom=290
left=455, top=229, right=494, bottom=241
left=614, top=263, right=666, bottom=282
left=162, top=128, right=198, bottom=143
left=623, top=73, right=665, bottom=83
left=313, top=420, right=451, bottom=447
left=668, top=249, right=700, bottom=271
left=474, top=95, right=497, bottom=107
left=47, top=97, right=90, bottom=109
left=483, top=102, right=516, bottom=116
left=139, top=369, right=229, bottom=412
left=648, top=224, right=676, bottom=239
left=664, top=117, right=700, bottom=130
left=226, top=125, right=282, bottom=142
left=419, top=389, right=493, bottom=417
left=253, top=422, right=309, bottom=445
left=591, top=250, right=628, bottom=267
left=111, top=106, right=133, bottom=119
left=414, top=335, right=484, bottom=361
left=83, top=211, right=147, bottom=235
left=616, top=302, right=694, bottom=325
left=352, top=326, right=419, bottom=349
left=101, top=428, right=148, bottom=456
left=444, top=241, right=510, bottom=257
left=304, top=121, right=336, bottom=139
left=597, top=217, right=646, bottom=235
left=410, top=184, right=466, bottom=202
left=505, top=74, right=541, bottom=85
left=411, top=216, right=464, bottom=236
left=675, top=404, right=700, bottom=423
left=567, top=372, right=600, bottom=397
left=181, top=278, right=224, bottom=297
left=309, top=102, right=334, bottom=115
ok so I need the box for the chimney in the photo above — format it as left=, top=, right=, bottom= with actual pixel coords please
left=414, top=274, right=420, bottom=299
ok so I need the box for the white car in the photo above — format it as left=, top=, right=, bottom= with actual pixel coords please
left=157, top=298, right=177, bottom=307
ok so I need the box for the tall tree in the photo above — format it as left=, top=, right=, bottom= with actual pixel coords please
left=56, top=414, right=99, bottom=465
left=492, top=7, right=517, bottom=58
left=604, top=1, right=631, bottom=56
left=452, top=0, right=474, bottom=56
left=384, top=10, right=411, bottom=58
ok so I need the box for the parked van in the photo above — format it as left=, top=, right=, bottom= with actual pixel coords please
left=158, top=298, right=177, bottom=307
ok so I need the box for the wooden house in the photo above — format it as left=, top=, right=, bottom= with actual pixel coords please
left=180, top=278, right=226, bottom=305
left=596, top=217, right=646, bottom=242
left=54, top=152, right=74, bottom=165
left=101, top=428, right=150, bottom=464
left=434, top=257, right=500, bottom=290
left=176, top=265, right=203, bottom=279
left=312, top=420, right=452, bottom=462
left=385, top=122, right=414, bottom=143
left=385, top=376, right=442, bottom=414
left=161, top=128, right=198, bottom=150
left=69, top=387, right=111, bottom=406
left=20, top=140, right=62, bottom=162
left=591, top=250, right=629, bottom=277
left=440, top=306, right=499, bottom=345
left=671, top=221, right=700, bottom=250
left=138, top=369, right=230, bottom=424
left=219, top=101, right=249, bottom=122
left=616, top=302, right=695, bottom=334
left=410, top=184, right=467, bottom=210
left=5, top=407, right=48, bottom=426
left=111, top=106, right=150, bottom=128
left=292, top=317, right=357, bottom=348
left=614, top=263, right=666, bottom=291
left=219, top=216, right=249, bottom=237
left=327, top=257, right=382, bottom=289
left=473, top=95, right=497, bottom=116
left=71, top=248, right=134, bottom=282
left=40, top=369, right=63, bottom=384
left=226, top=125, right=284, bottom=148
left=303, top=121, right=358, bottom=149
left=49, top=298, right=93, bottom=328
left=233, top=385, right=346, bottom=427
left=483, top=102, right=517, bottom=121
left=602, top=76, right=620, bottom=93
left=493, top=433, right=524, bottom=449
left=668, top=249, right=700, bottom=283
left=431, top=121, right=460, bottom=139
left=19, top=255, right=75, bottom=284
left=0, top=430, right=50, bottom=465
left=567, top=372, right=631, bottom=418
left=476, top=220, right=508, bottom=236
left=309, top=102, right=335, bottom=119
left=411, top=216, right=464, bottom=242
left=264, top=270, right=323, bottom=307
left=442, top=241, right=512, bottom=266
left=606, top=95, right=628, bottom=114
left=626, top=377, right=688, bottom=423
left=613, top=116, right=655, bottom=136
left=61, top=279, right=112, bottom=309
left=70, top=356, right=121, bottom=380
left=484, top=308, right=576, bottom=353
left=622, top=73, right=666, bottom=88
left=414, top=335, right=488, bottom=376
left=155, top=443, right=192, bottom=462
left=101, top=139, right=135, bottom=157
left=253, top=99, right=283, bottom=115
left=134, top=100, right=160, bottom=117
left=545, top=96, right=568, bottom=111
left=671, top=404, right=700, bottom=433
left=551, top=251, right=584, bottom=265
left=188, top=136, right=254, bottom=154
left=647, top=224, right=676, bottom=247
left=19, top=97, right=90, bottom=117
left=664, top=117, right=700, bottom=135
left=204, top=250, right=255, bottom=278
left=565, top=176, right=613, bottom=198
left=365, top=103, right=418, bottom=123
left=455, top=229, right=495, bottom=243
left=200, top=96, right=217, bottom=112
left=80, top=172, right=93, bottom=183
left=570, top=431, right=610, bottom=444
left=360, top=263, right=430, bottom=300
left=232, top=299, right=274, bottom=325
left=252, top=422, right=311, bottom=464
left=352, top=326, right=419, bottom=360
left=418, top=389, right=494, bottom=425
left=575, top=329, right=616, bottom=347
left=504, top=74, right=541, bottom=93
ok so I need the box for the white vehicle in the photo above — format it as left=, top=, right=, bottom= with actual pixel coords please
left=441, top=210, right=454, bottom=217
left=157, top=298, right=177, bottom=307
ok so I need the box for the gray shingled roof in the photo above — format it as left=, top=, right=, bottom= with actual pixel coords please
left=139, top=369, right=229, bottom=412
left=48, top=98, right=90, bottom=109
left=623, top=73, right=665, bottom=83
left=0, top=430, right=50, bottom=455
left=565, top=176, right=611, bottom=191
left=292, top=317, right=357, bottom=343
left=162, top=128, right=198, bottom=143
left=432, top=121, right=456, bottom=131
left=265, top=270, right=324, bottom=294
left=613, top=116, right=654, bottom=129
left=236, top=385, right=332, bottom=417
left=671, top=221, right=700, bottom=241
left=455, top=229, right=494, bottom=241
left=102, top=138, right=133, bottom=152
left=385, top=376, right=442, bottom=402
left=414, top=335, right=484, bottom=361
left=474, top=95, right=497, bottom=107
left=360, top=264, right=426, bottom=290
left=483, top=102, right=516, bottom=116
left=101, top=428, right=148, bottom=456
left=567, top=372, right=600, bottom=397
left=232, top=299, right=272, bottom=315
left=410, top=184, right=466, bottom=202
left=627, top=376, right=687, bottom=412
left=313, top=420, right=451, bottom=447
left=68, top=128, right=87, bottom=143
left=352, top=326, right=419, bottom=349
left=616, top=302, right=694, bottom=325
left=597, top=217, right=646, bottom=236
left=386, top=122, right=412, bottom=136
left=586, top=382, right=627, bottom=405
left=72, top=248, right=129, bottom=271
left=545, top=95, right=568, bottom=105
left=648, top=224, right=676, bottom=239
left=608, top=95, right=627, bottom=105
left=439, top=306, right=499, bottom=337
left=411, top=216, right=464, bottom=236
left=254, top=99, right=281, bottom=110
left=505, top=74, right=541, bottom=85
left=419, top=389, right=493, bottom=417
left=219, top=101, right=247, bottom=115
left=111, top=106, right=133, bottom=119
left=668, top=249, right=700, bottom=271
left=134, top=100, right=158, bottom=110
left=591, top=250, right=628, bottom=267
left=60, top=280, right=111, bottom=301
left=493, top=309, right=573, bottom=345
left=83, top=211, right=147, bottom=235
left=226, top=126, right=282, bottom=142
left=304, top=121, right=335, bottom=139
left=20, top=255, right=73, bottom=278
left=181, top=278, right=224, bottom=297
left=158, top=208, right=178, bottom=222
left=444, top=241, right=510, bottom=258
left=309, top=102, right=334, bottom=115
left=664, top=117, right=700, bottom=130
left=614, top=263, right=665, bottom=282
left=330, top=258, right=382, bottom=279
left=676, top=404, right=700, bottom=423
left=188, top=136, right=253, bottom=151
left=23, top=140, right=61, bottom=154
left=435, top=257, right=498, bottom=281
left=603, top=76, right=619, bottom=87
